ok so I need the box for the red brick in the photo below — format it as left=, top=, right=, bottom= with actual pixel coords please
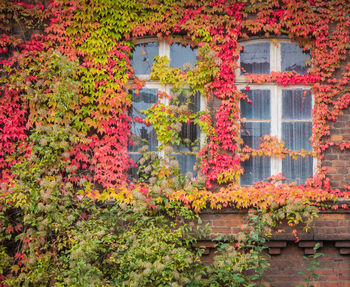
left=269, top=248, right=282, bottom=255
left=211, top=227, right=231, bottom=234
left=331, top=135, right=343, bottom=141
left=339, top=248, right=350, bottom=255
left=335, top=241, right=350, bottom=247
left=267, top=241, right=287, bottom=248
left=332, top=175, right=344, bottom=181
left=339, top=154, right=350, bottom=160
left=323, top=214, right=346, bottom=220
left=337, top=168, right=348, bottom=174
left=333, top=161, right=345, bottom=167
left=298, top=241, right=323, bottom=248
left=323, top=154, right=338, bottom=160
left=327, top=167, right=337, bottom=173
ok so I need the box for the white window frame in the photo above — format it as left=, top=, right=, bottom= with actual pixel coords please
left=236, top=39, right=317, bottom=182
left=130, top=38, right=206, bottom=174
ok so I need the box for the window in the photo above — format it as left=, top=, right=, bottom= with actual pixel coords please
left=237, top=40, right=314, bottom=185
left=129, top=39, right=200, bottom=177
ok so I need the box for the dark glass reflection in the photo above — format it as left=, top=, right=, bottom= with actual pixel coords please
left=170, top=43, right=197, bottom=70
left=241, top=156, right=271, bottom=186
left=240, top=90, right=270, bottom=120
left=282, top=122, right=312, bottom=151
left=129, top=153, right=142, bottom=180
left=131, top=42, right=159, bottom=75
left=241, top=122, right=270, bottom=149
left=240, top=43, right=270, bottom=74
left=171, top=90, right=200, bottom=152
left=240, top=122, right=271, bottom=185
left=281, top=43, right=310, bottom=75
left=170, top=90, right=200, bottom=175
left=282, top=90, right=312, bottom=120
left=129, top=89, right=158, bottom=152
left=174, top=154, right=198, bottom=175
left=282, top=156, right=313, bottom=184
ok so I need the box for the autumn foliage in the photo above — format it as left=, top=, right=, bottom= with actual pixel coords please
left=0, top=0, right=349, bottom=285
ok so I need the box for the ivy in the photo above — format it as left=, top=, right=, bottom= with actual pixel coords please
left=0, top=0, right=349, bottom=285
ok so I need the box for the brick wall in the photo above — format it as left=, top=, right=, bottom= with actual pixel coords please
left=323, top=108, right=350, bottom=190
left=198, top=207, right=350, bottom=287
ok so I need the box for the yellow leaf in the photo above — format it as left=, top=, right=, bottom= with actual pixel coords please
left=11, top=265, right=20, bottom=274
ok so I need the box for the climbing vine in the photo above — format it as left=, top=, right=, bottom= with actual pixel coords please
left=0, top=0, right=349, bottom=285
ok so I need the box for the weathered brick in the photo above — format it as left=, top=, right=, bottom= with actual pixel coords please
left=333, top=161, right=345, bottom=167
left=337, top=168, right=348, bottom=174
left=298, top=241, right=323, bottom=248
left=269, top=247, right=282, bottom=255
left=339, top=248, right=350, bottom=255
left=327, top=167, right=337, bottom=173
left=332, top=175, right=344, bottom=181
left=331, top=135, right=343, bottom=141
left=267, top=241, right=287, bottom=248
left=339, top=154, right=350, bottom=160
left=323, top=154, right=338, bottom=160
left=335, top=241, right=350, bottom=247
left=200, top=210, right=350, bottom=286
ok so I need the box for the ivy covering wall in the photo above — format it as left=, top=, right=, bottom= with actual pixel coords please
left=0, top=0, right=349, bottom=286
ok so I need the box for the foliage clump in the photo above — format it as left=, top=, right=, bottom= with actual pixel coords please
left=0, top=0, right=349, bottom=286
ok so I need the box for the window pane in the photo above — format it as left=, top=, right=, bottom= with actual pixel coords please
left=174, top=154, right=197, bottom=175
left=282, top=122, right=312, bottom=151
left=240, top=43, right=270, bottom=74
left=282, top=90, right=312, bottom=120
left=171, top=90, right=200, bottom=152
left=129, top=153, right=142, bottom=179
left=171, top=90, right=200, bottom=112
left=170, top=43, right=197, bottom=70
left=241, top=122, right=270, bottom=149
left=281, top=43, right=310, bottom=75
left=179, top=121, right=198, bottom=147
left=131, top=42, right=159, bottom=75
left=241, top=90, right=270, bottom=120
left=129, top=89, right=158, bottom=152
left=241, top=156, right=270, bottom=186
left=282, top=156, right=313, bottom=184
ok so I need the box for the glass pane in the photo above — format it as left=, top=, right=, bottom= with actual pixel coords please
left=241, top=122, right=270, bottom=149
left=282, top=122, right=312, bottom=151
left=282, top=156, right=313, bottom=184
left=241, top=90, right=270, bottom=120
left=170, top=90, right=200, bottom=152
left=281, top=43, right=310, bottom=75
left=170, top=43, right=197, bottom=70
left=171, top=90, right=200, bottom=112
left=179, top=122, right=198, bottom=149
left=240, top=43, right=270, bottom=74
left=282, top=90, right=312, bottom=120
left=131, top=42, right=159, bottom=75
left=241, top=156, right=270, bottom=186
left=129, top=89, right=158, bottom=152
left=129, top=153, right=142, bottom=180
left=174, top=154, right=197, bottom=175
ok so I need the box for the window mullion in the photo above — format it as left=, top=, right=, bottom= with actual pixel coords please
left=199, top=95, right=207, bottom=148
left=271, top=85, right=281, bottom=175
left=159, top=40, right=168, bottom=58
left=270, top=41, right=278, bottom=72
